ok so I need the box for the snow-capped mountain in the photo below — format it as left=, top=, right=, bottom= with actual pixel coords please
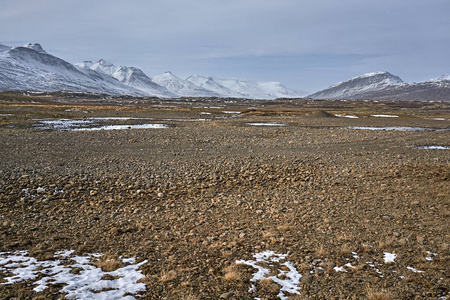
left=186, top=75, right=306, bottom=99
left=0, top=43, right=147, bottom=96
left=309, top=71, right=450, bottom=101
left=308, top=72, right=404, bottom=99
left=152, top=72, right=220, bottom=97
left=0, top=42, right=305, bottom=99
left=186, top=75, right=244, bottom=98
left=356, top=78, right=450, bottom=101
left=84, top=59, right=175, bottom=98
left=430, top=74, right=450, bottom=82
left=0, top=44, right=12, bottom=52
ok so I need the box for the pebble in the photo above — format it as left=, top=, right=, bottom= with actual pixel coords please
left=219, top=292, right=234, bottom=299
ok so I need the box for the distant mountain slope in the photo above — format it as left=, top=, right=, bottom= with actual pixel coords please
left=212, top=77, right=306, bottom=99
left=357, top=79, right=450, bottom=101
left=152, top=72, right=220, bottom=97
left=0, top=43, right=147, bottom=96
left=308, top=72, right=404, bottom=99
left=186, top=75, right=242, bottom=98
left=86, top=60, right=175, bottom=98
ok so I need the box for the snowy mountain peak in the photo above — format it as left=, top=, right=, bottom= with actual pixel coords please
left=0, top=44, right=11, bottom=52
left=328, top=71, right=403, bottom=89
left=97, top=59, right=113, bottom=66
left=430, top=74, right=450, bottom=82
left=22, top=43, right=47, bottom=54
left=309, top=71, right=404, bottom=100
left=74, top=61, right=93, bottom=69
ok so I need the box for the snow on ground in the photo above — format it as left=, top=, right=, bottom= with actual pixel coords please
left=408, top=145, right=450, bottom=150
left=246, top=122, right=287, bottom=126
left=236, top=249, right=437, bottom=299
left=0, top=250, right=146, bottom=299
left=383, top=252, right=397, bottom=263
left=74, top=124, right=168, bottom=131
left=334, top=114, right=359, bottom=118
left=236, top=251, right=301, bottom=300
left=371, top=114, right=399, bottom=118
left=341, top=126, right=450, bottom=132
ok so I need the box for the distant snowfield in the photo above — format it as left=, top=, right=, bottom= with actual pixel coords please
left=371, top=114, right=399, bottom=118
left=0, top=250, right=146, bottom=299
left=339, top=126, right=450, bottom=132
left=246, top=122, right=287, bottom=126
left=408, top=145, right=450, bottom=150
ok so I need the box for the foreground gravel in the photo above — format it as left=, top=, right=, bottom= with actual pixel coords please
left=0, top=99, right=449, bottom=299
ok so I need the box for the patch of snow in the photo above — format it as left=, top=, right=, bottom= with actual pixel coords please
left=334, top=114, right=359, bottom=118
left=74, top=124, right=168, bottom=131
left=371, top=114, right=399, bottom=118
left=409, top=145, right=450, bottom=150
left=222, top=111, right=241, bottom=114
left=236, top=251, right=301, bottom=300
left=407, top=266, right=424, bottom=273
left=0, top=250, right=147, bottom=299
left=247, top=122, right=287, bottom=127
left=425, top=251, right=438, bottom=261
left=383, top=252, right=397, bottom=263
left=340, top=126, right=449, bottom=132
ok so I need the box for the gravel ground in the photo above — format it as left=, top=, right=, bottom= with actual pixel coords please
left=0, top=97, right=449, bottom=299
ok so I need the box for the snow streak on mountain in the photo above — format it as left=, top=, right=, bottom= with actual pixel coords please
left=308, top=72, right=404, bottom=99
left=1, top=42, right=448, bottom=100
left=0, top=43, right=147, bottom=96
left=308, top=71, right=450, bottom=101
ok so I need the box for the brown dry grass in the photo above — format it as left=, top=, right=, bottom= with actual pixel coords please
left=159, top=269, right=178, bottom=283
left=222, top=265, right=242, bottom=282
left=94, top=254, right=123, bottom=272
left=366, top=286, right=392, bottom=300
left=259, top=278, right=280, bottom=295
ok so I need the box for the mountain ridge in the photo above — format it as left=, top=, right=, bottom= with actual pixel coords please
left=1, top=42, right=448, bottom=100
left=308, top=71, right=450, bottom=101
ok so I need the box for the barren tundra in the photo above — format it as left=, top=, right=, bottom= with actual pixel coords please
left=0, top=95, right=449, bottom=299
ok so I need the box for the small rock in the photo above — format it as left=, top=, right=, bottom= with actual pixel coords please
left=416, top=235, right=424, bottom=244
left=319, top=261, right=336, bottom=269
left=219, top=292, right=234, bottom=299
left=157, top=192, right=164, bottom=198
left=301, top=274, right=312, bottom=284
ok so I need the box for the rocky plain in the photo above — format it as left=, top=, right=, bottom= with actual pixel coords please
left=0, top=93, right=449, bottom=299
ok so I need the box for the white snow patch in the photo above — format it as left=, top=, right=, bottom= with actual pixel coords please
left=247, top=122, right=287, bottom=127
left=222, top=111, right=241, bottom=114
left=74, top=124, right=168, bottom=131
left=341, top=126, right=449, bottom=132
left=425, top=251, right=438, bottom=261
left=0, top=250, right=147, bottom=299
left=236, top=251, right=301, bottom=299
left=409, top=145, right=450, bottom=150
left=371, top=114, right=399, bottom=118
left=334, top=114, right=358, bottom=118
left=383, top=252, right=397, bottom=263
left=407, top=266, right=424, bottom=273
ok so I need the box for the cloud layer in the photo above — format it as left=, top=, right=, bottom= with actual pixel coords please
left=1, top=0, right=449, bottom=92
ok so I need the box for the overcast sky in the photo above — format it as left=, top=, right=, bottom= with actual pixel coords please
left=1, top=0, right=449, bottom=93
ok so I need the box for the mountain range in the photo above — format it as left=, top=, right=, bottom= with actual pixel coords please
left=0, top=43, right=304, bottom=99
left=0, top=42, right=449, bottom=101
left=308, top=71, right=450, bottom=101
